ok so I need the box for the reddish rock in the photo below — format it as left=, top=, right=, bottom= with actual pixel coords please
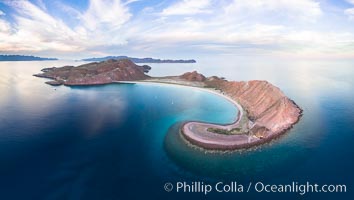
left=34, top=59, right=150, bottom=86
left=218, top=80, right=302, bottom=137
left=180, top=71, right=206, bottom=82
left=182, top=78, right=303, bottom=150
left=45, top=80, right=63, bottom=86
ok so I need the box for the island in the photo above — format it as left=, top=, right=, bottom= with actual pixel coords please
left=34, top=59, right=302, bottom=150
left=81, top=56, right=196, bottom=63
left=0, top=55, right=58, bottom=61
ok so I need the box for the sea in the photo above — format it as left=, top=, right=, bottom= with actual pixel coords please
left=0, top=56, right=353, bottom=199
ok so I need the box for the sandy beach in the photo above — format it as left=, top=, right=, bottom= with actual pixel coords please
left=115, top=79, right=264, bottom=150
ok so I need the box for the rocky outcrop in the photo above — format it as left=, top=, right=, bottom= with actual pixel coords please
left=34, top=59, right=150, bottom=86
left=206, top=78, right=302, bottom=138
left=180, top=71, right=206, bottom=82
left=180, top=76, right=302, bottom=150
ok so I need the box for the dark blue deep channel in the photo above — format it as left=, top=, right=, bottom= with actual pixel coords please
left=0, top=60, right=353, bottom=199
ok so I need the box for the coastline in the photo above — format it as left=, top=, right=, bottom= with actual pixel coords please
left=114, top=79, right=243, bottom=119
left=34, top=59, right=302, bottom=151
left=115, top=79, right=302, bottom=151
left=115, top=80, right=260, bottom=150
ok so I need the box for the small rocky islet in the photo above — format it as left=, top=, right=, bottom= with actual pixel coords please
left=34, top=59, right=302, bottom=150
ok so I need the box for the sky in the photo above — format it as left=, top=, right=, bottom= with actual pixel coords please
left=1, top=0, right=354, bottom=59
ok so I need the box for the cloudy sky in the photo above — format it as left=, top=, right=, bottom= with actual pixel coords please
left=0, top=0, right=354, bottom=59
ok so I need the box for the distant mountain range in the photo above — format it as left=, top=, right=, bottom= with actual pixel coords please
left=0, top=54, right=195, bottom=63
left=81, top=56, right=196, bottom=63
left=0, top=55, right=58, bottom=61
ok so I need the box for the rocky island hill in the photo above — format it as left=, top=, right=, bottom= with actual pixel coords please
left=34, top=59, right=151, bottom=86
left=0, top=54, right=58, bottom=61
left=35, top=59, right=302, bottom=150
left=82, top=56, right=196, bottom=63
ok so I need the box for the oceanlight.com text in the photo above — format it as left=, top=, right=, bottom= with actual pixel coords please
left=164, top=181, right=347, bottom=195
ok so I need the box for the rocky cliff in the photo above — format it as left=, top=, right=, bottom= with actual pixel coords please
left=34, top=59, right=150, bottom=86
left=205, top=77, right=302, bottom=139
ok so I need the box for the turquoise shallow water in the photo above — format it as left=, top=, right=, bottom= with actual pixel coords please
left=0, top=59, right=353, bottom=199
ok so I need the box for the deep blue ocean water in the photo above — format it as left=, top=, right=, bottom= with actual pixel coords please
left=0, top=58, right=353, bottom=199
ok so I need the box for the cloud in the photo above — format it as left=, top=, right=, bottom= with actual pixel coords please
left=1, top=0, right=354, bottom=58
left=54, top=1, right=82, bottom=19
left=0, top=18, right=11, bottom=34
left=81, top=0, right=131, bottom=31
left=125, top=0, right=354, bottom=58
left=223, top=0, right=322, bottom=22
left=0, top=10, right=5, bottom=16
left=1, top=0, right=80, bottom=51
left=345, top=8, right=354, bottom=20
left=36, top=0, right=47, bottom=11
left=161, top=0, right=212, bottom=16
left=345, top=0, right=354, bottom=21
left=123, top=0, right=141, bottom=6
left=134, top=0, right=323, bottom=44
left=346, top=0, right=354, bottom=5
left=0, top=0, right=131, bottom=53
left=143, top=0, right=323, bottom=50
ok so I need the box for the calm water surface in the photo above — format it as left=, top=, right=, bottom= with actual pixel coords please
left=0, top=57, right=353, bottom=199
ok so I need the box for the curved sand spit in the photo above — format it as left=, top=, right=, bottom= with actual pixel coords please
left=181, top=80, right=303, bottom=151
left=117, top=80, right=302, bottom=151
